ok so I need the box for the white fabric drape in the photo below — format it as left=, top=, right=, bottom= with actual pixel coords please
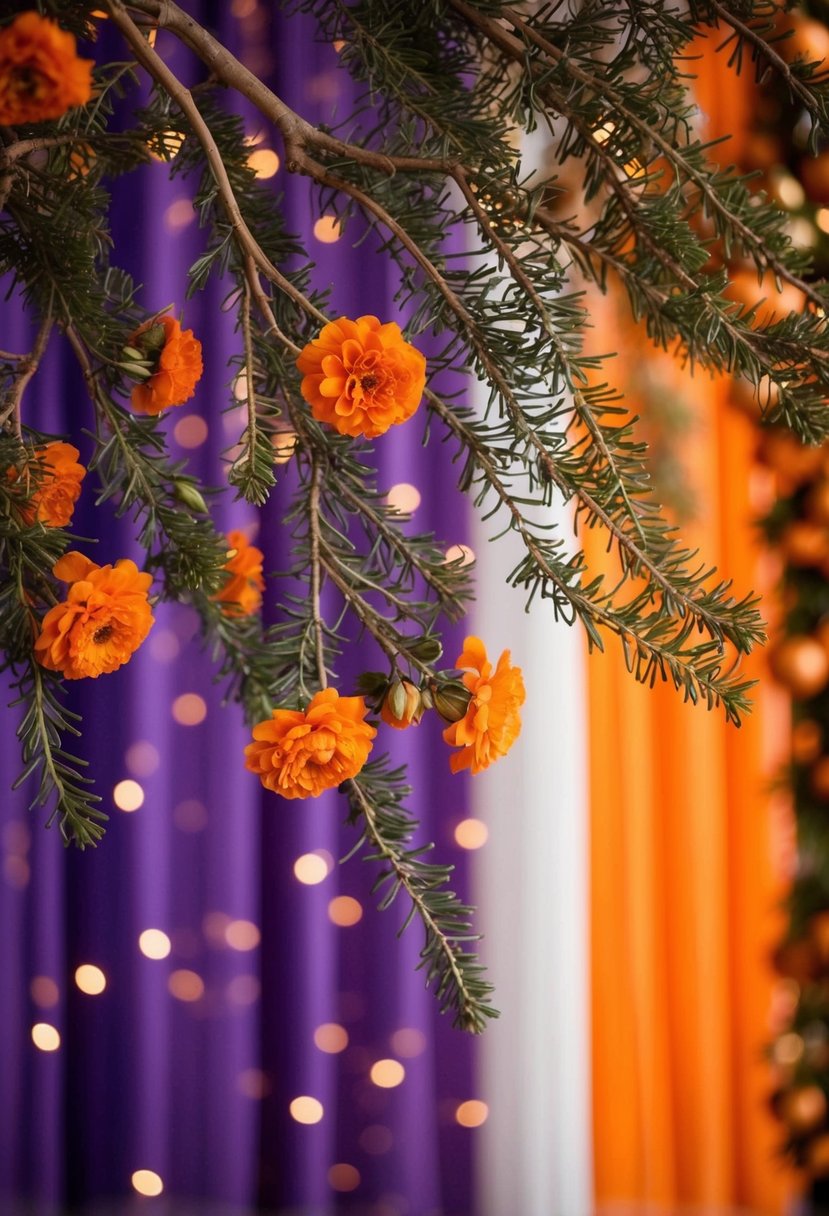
left=472, top=518, right=593, bottom=1216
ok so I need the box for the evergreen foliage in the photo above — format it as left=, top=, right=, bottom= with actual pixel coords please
left=2, top=0, right=828, bottom=1029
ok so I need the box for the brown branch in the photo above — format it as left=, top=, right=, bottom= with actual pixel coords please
left=460, top=0, right=826, bottom=310
left=0, top=307, right=54, bottom=438
left=308, top=454, right=328, bottom=690
left=106, top=0, right=325, bottom=323
left=121, top=0, right=455, bottom=175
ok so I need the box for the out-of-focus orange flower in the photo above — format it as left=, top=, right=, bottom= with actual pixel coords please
left=130, top=315, right=203, bottom=416
left=34, top=551, right=154, bottom=679
left=0, top=13, right=93, bottom=125
left=245, top=687, right=376, bottom=799
left=9, top=442, right=85, bottom=527
left=211, top=529, right=265, bottom=617
left=380, top=679, right=423, bottom=730
left=442, top=636, right=525, bottom=775
left=296, top=315, right=426, bottom=439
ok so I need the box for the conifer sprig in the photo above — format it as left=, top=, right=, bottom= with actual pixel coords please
left=3, top=0, right=827, bottom=1023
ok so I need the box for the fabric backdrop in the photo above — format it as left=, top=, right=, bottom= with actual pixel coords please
left=0, top=6, right=483, bottom=1213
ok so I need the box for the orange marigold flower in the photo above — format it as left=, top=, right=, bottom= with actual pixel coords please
left=9, top=442, right=86, bottom=527
left=296, top=314, right=426, bottom=439
left=0, top=13, right=93, bottom=126
left=130, top=315, right=203, bottom=416
left=380, top=679, right=423, bottom=730
left=442, top=636, right=525, bottom=775
left=34, top=551, right=154, bottom=680
left=211, top=529, right=265, bottom=617
left=245, top=687, right=377, bottom=799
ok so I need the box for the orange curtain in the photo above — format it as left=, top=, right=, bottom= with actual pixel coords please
left=588, top=37, right=798, bottom=1212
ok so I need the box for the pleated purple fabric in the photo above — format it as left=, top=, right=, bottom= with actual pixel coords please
left=1, top=5, right=479, bottom=1214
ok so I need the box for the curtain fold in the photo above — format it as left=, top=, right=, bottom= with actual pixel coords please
left=1, top=7, right=479, bottom=1213
left=588, top=39, right=796, bottom=1209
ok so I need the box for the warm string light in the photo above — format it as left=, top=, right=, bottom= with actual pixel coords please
left=289, top=1096, right=324, bottom=1124
left=113, top=779, right=144, bottom=812
left=74, top=965, right=106, bottom=995
left=328, top=896, right=363, bottom=927
left=31, top=1022, right=60, bottom=1052
left=171, top=693, right=207, bottom=725
left=131, top=1170, right=163, bottom=1197
left=138, top=929, right=171, bottom=960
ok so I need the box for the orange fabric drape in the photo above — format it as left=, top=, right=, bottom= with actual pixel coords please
left=588, top=38, right=798, bottom=1212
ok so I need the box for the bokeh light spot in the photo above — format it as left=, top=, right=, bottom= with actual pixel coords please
left=455, top=1099, right=489, bottom=1127
left=164, top=198, right=195, bottom=231
left=444, top=543, right=475, bottom=567
left=313, top=215, right=342, bottom=243
left=390, top=1027, right=426, bottom=1058
left=237, top=1067, right=271, bottom=1099
left=290, top=1095, right=324, bottom=1124
left=75, top=964, right=106, bottom=996
left=454, top=818, right=489, bottom=850
left=113, top=779, right=144, bottom=812
left=30, top=976, right=59, bottom=1008
left=314, top=1022, right=349, bottom=1053
left=131, top=1169, right=163, bottom=1197
left=147, top=130, right=184, bottom=161
left=168, top=969, right=204, bottom=1002
left=172, top=693, right=207, bottom=726
left=294, top=852, right=330, bottom=885
left=328, top=896, right=363, bottom=927
left=224, top=919, right=261, bottom=951
left=173, top=414, right=209, bottom=449
left=247, top=148, right=280, bottom=178
left=4, top=855, right=29, bottom=888
left=138, top=929, right=171, bottom=960
left=272, top=430, right=297, bottom=464
left=370, top=1059, right=405, bottom=1088
left=227, top=975, right=261, bottom=1006
left=173, top=799, right=208, bottom=833
left=148, top=629, right=180, bottom=663
left=386, top=483, right=421, bottom=514
left=125, top=741, right=160, bottom=778
left=328, top=1163, right=360, bottom=1192
left=31, top=1023, right=60, bottom=1052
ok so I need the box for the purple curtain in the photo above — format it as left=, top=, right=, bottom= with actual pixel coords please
left=1, top=5, right=479, bottom=1213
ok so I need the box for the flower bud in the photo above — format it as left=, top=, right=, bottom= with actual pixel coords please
left=406, top=635, right=443, bottom=662
left=433, top=679, right=472, bottom=724
left=117, top=360, right=153, bottom=380
left=381, top=678, right=423, bottom=730
left=173, top=479, right=209, bottom=515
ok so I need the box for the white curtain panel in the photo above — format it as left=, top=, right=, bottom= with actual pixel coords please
left=470, top=514, right=593, bottom=1215
left=467, top=98, right=594, bottom=1212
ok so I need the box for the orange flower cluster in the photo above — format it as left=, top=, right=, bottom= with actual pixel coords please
left=442, top=636, right=525, bottom=774
left=296, top=315, right=426, bottom=438
left=0, top=13, right=93, bottom=125
left=130, top=316, right=203, bottom=416
left=211, top=530, right=265, bottom=617
left=34, top=552, right=154, bottom=680
left=245, top=688, right=376, bottom=799
left=8, top=441, right=86, bottom=528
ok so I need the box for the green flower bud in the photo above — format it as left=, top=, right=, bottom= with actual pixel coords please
left=173, top=479, right=209, bottom=515
left=433, top=680, right=472, bottom=724
left=406, top=635, right=443, bottom=662
left=117, top=360, right=153, bottom=380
